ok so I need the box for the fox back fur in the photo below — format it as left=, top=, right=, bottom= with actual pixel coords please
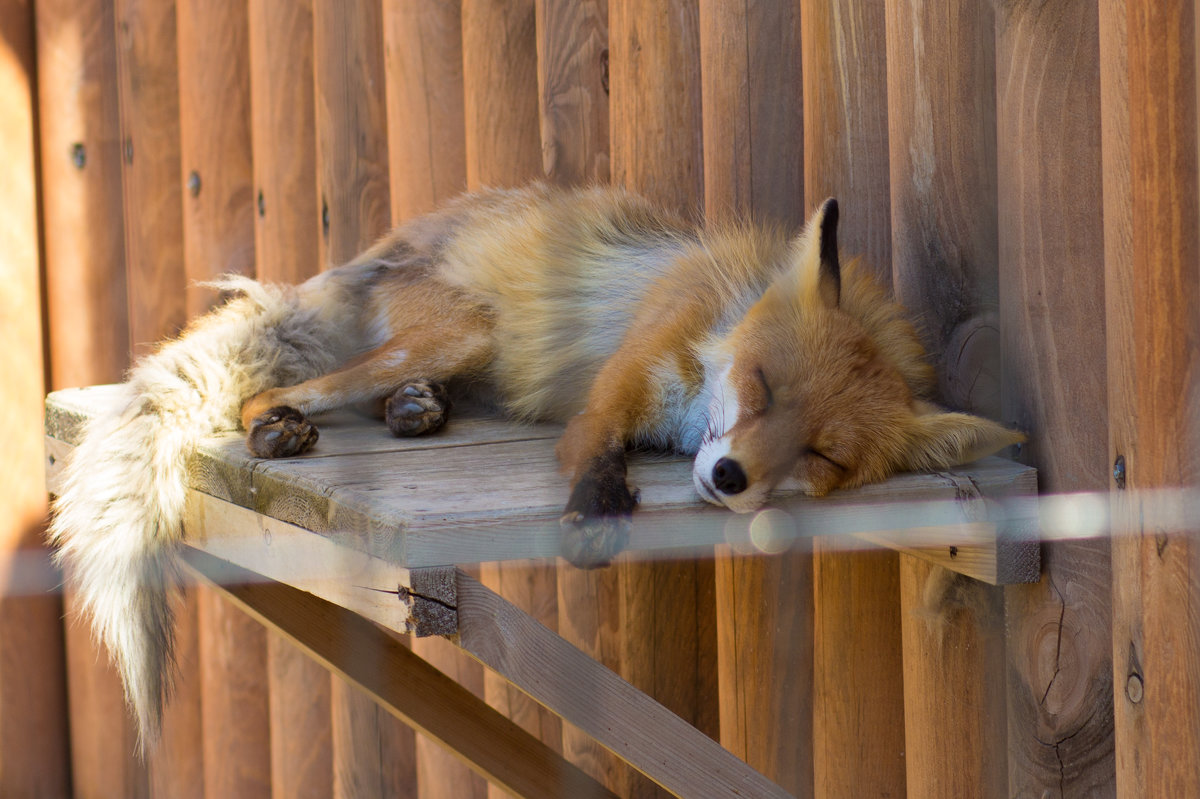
left=49, top=182, right=1022, bottom=747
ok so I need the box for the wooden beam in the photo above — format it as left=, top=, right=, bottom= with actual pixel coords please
left=455, top=572, right=792, bottom=799
left=181, top=550, right=615, bottom=799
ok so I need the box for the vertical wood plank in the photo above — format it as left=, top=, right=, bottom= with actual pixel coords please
left=1110, top=0, right=1200, bottom=794
left=609, top=0, right=703, bottom=213
left=800, top=0, right=891, bottom=277
left=884, top=0, right=1000, bottom=419
left=462, top=0, right=542, bottom=188
left=462, top=5, right=563, bottom=798
left=37, top=0, right=131, bottom=387
left=994, top=3, right=1116, bottom=797
left=382, top=4, right=480, bottom=797
left=383, top=0, right=467, bottom=224
left=798, top=6, right=905, bottom=798
left=150, top=586, right=205, bottom=799
left=884, top=2, right=1007, bottom=794
left=115, top=0, right=186, bottom=353
left=699, top=0, right=802, bottom=226
left=535, top=0, right=609, bottom=186
left=311, top=6, right=413, bottom=795
left=608, top=7, right=716, bottom=798
left=249, top=0, right=319, bottom=284
left=697, top=4, right=811, bottom=796
left=313, top=0, right=391, bottom=268
left=177, top=0, right=254, bottom=315
left=0, top=3, right=72, bottom=795
left=249, top=3, right=328, bottom=795
left=176, top=6, right=272, bottom=795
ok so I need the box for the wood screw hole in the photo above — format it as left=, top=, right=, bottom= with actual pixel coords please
left=70, top=143, right=86, bottom=169
left=1113, top=454, right=1126, bottom=490
left=187, top=171, right=201, bottom=197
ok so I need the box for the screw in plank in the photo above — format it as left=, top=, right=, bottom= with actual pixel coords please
left=948, top=545, right=958, bottom=559
left=1113, top=454, right=1126, bottom=490
left=123, top=138, right=133, bottom=165
left=70, top=143, right=86, bottom=170
left=187, top=170, right=202, bottom=197
left=257, top=189, right=266, bottom=217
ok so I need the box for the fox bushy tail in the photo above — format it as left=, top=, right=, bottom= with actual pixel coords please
left=48, top=275, right=346, bottom=751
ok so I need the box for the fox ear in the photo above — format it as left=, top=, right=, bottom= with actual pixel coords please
left=901, top=400, right=1026, bottom=471
left=793, top=198, right=841, bottom=309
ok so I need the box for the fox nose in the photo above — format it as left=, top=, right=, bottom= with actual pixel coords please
left=712, top=457, right=747, bottom=495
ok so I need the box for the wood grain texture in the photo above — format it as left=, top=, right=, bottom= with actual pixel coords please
left=0, top=4, right=71, bottom=793
left=715, top=543, right=813, bottom=798
left=383, top=0, right=467, bottom=223
left=332, top=682, right=416, bottom=799
left=884, top=0, right=1000, bottom=419
left=994, top=2, right=1115, bottom=796
left=411, top=636, right=488, bottom=799
left=36, top=0, right=130, bottom=386
left=900, top=557, right=1007, bottom=798
left=535, top=0, right=609, bottom=185
left=114, top=0, right=186, bottom=353
left=462, top=0, right=542, bottom=188
left=249, top=0, right=319, bottom=284
left=456, top=573, right=791, bottom=799
left=177, top=0, right=254, bottom=316
left=312, top=0, right=391, bottom=267
left=199, top=586, right=272, bottom=799
left=148, top=585, right=205, bottom=799
left=268, top=632, right=332, bottom=799
left=698, top=0, right=803, bottom=226
left=608, top=0, right=703, bottom=214
left=800, top=0, right=891, bottom=279
left=812, top=545, right=904, bottom=799
left=1110, top=0, right=1200, bottom=795
left=183, top=550, right=614, bottom=799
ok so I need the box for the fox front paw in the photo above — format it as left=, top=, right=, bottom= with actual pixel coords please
left=247, top=406, right=318, bottom=458
left=559, top=451, right=639, bottom=568
left=385, top=381, right=450, bottom=437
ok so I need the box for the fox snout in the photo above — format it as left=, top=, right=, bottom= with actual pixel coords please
left=711, top=457, right=748, bottom=495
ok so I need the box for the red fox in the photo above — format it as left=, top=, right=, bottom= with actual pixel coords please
left=49, top=183, right=1021, bottom=746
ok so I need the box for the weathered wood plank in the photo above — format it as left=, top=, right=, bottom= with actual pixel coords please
left=268, top=630, right=332, bottom=799
left=456, top=572, right=792, bottom=799
left=383, top=0, right=467, bottom=224
left=994, top=2, right=1116, bottom=796
left=114, top=0, right=186, bottom=353
left=46, top=386, right=1038, bottom=581
left=249, top=0, right=319, bottom=284
left=534, top=0, right=609, bottom=186
left=181, top=550, right=615, bottom=799
left=1109, top=0, right=1200, bottom=795
left=0, top=3, right=71, bottom=793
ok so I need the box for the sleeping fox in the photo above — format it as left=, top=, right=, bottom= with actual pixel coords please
left=49, top=183, right=1022, bottom=746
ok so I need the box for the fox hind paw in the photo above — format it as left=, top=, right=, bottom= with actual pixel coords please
left=247, top=406, right=319, bottom=458
left=385, top=381, right=450, bottom=437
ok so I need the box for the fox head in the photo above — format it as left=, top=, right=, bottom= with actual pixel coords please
left=692, top=198, right=1024, bottom=513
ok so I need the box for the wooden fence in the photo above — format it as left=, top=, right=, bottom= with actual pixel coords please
left=1, top=0, right=1197, bottom=796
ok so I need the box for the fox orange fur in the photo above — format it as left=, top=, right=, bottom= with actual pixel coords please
left=49, top=183, right=1022, bottom=747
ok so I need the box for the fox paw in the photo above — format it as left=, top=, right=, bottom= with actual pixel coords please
left=247, top=406, right=318, bottom=458
left=559, top=455, right=639, bottom=568
left=385, top=381, right=450, bottom=437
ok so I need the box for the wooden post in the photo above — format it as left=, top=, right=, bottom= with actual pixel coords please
left=798, top=5, right=905, bottom=798
left=1109, top=0, right=1200, bottom=794
left=608, top=8, right=718, bottom=799
left=312, top=4, right=415, bottom=796
left=0, top=3, right=71, bottom=795
left=697, top=3, right=811, bottom=796
left=994, top=2, right=1116, bottom=796
left=884, top=1, right=1008, bottom=794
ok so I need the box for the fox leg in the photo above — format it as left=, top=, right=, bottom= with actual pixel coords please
left=241, top=322, right=493, bottom=458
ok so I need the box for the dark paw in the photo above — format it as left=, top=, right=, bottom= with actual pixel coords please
left=559, top=452, right=639, bottom=568
left=385, top=381, right=450, bottom=437
left=246, top=406, right=318, bottom=458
